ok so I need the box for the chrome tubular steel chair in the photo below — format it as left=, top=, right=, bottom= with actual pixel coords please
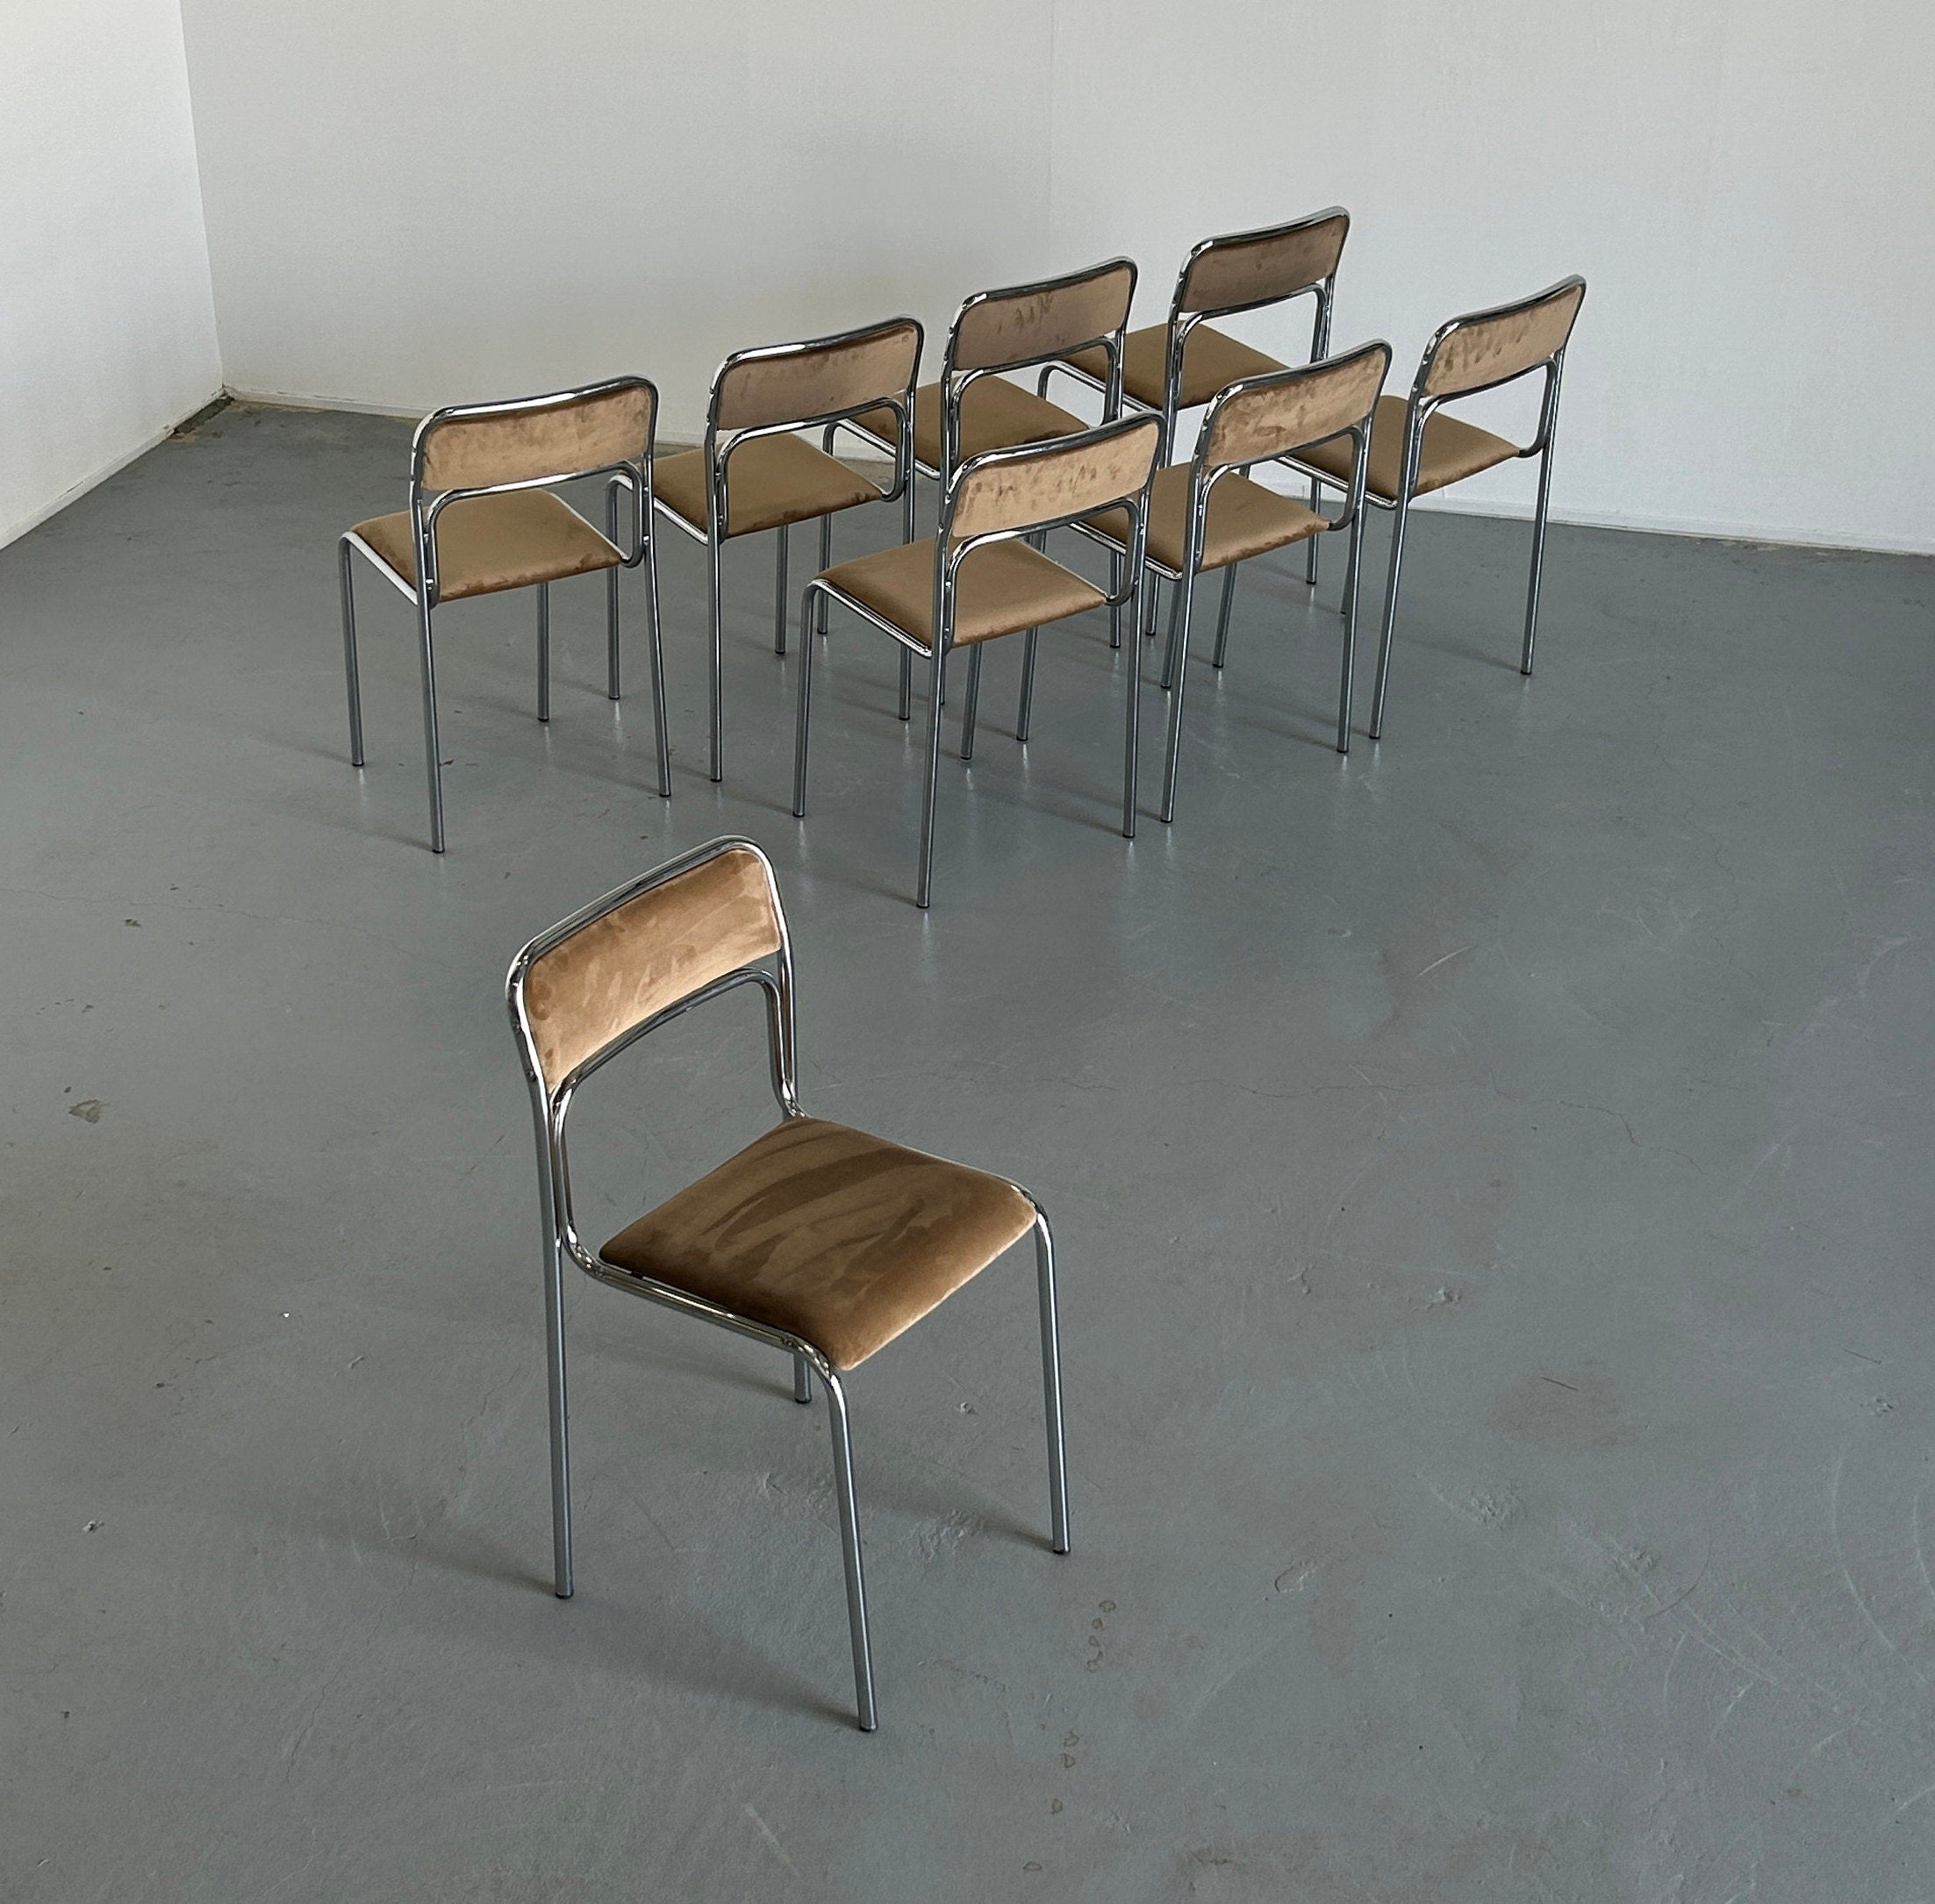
left=793, top=414, right=1164, bottom=908
left=339, top=376, right=669, bottom=852
left=653, top=319, right=922, bottom=784
left=1078, top=342, right=1390, bottom=820
left=1286, top=276, right=1587, bottom=739
left=1043, top=207, right=1350, bottom=626
left=507, top=837, right=1071, bottom=1731
left=842, top=258, right=1136, bottom=651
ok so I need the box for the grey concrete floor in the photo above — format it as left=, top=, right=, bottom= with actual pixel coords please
left=2, top=402, right=1931, bottom=1902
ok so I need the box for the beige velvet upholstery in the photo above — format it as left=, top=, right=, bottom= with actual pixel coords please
left=948, top=416, right=1162, bottom=543
left=1179, top=211, right=1349, bottom=314
left=1424, top=279, right=1586, bottom=399
left=1294, top=395, right=1520, bottom=501
left=599, top=1116, right=1036, bottom=1370
left=950, top=261, right=1136, bottom=373
left=353, top=491, right=623, bottom=601
left=655, top=435, right=883, bottom=540
left=852, top=377, right=1086, bottom=472
left=713, top=322, right=921, bottom=433
left=1203, top=345, right=1389, bottom=472
left=1086, top=465, right=1327, bottom=575
left=419, top=383, right=653, bottom=491
left=1064, top=323, right=1286, bottom=414
left=522, top=846, right=781, bottom=1089
left=821, top=538, right=1107, bottom=649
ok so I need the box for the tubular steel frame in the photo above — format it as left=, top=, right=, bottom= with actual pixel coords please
left=505, top=836, right=1071, bottom=1730
left=651, top=319, right=923, bottom=784
left=338, top=375, right=670, bottom=853
left=1281, top=276, right=1585, bottom=741
left=792, top=417, right=1160, bottom=908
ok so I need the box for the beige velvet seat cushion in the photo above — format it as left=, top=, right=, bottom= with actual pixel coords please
left=1086, top=465, right=1327, bottom=575
left=352, top=491, right=623, bottom=601
left=1294, top=395, right=1519, bottom=501
left=820, top=538, right=1107, bottom=649
left=850, top=377, right=1086, bottom=471
left=600, top=1116, right=1036, bottom=1370
left=1064, top=323, right=1286, bottom=414
left=655, top=434, right=883, bottom=540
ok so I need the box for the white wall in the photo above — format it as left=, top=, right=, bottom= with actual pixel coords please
left=176, top=0, right=1933, bottom=551
left=0, top=1, right=221, bottom=548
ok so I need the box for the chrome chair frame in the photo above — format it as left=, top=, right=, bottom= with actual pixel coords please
left=653, top=319, right=921, bottom=784
left=339, top=375, right=669, bottom=853
left=794, top=416, right=1157, bottom=908
left=1043, top=207, right=1348, bottom=617
left=838, top=260, right=1135, bottom=651
left=1284, top=276, right=1584, bottom=740
left=506, top=836, right=1071, bottom=1731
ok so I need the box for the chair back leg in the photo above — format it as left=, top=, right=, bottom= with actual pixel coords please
left=643, top=539, right=671, bottom=797
left=537, top=582, right=551, bottom=722
left=774, top=525, right=789, bottom=655
left=414, top=597, right=447, bottom=852
left=1210, top=565, right=1238, bottom=669
left=1122, top=595, right=1143, bottom=840
left=605, top=486, right=624, bottom=701
left=1521, top=440, right=1557, bottom=675
left=1032, top=1212, right=1071, bottom=1555
left=1369, top=490, right=1414, bottom=742
left=820, top=1367, right=878, bottom=1730
left=915, top=646, right=947, bottom=907
left=1157, top=563, right=1200, bottom=824
left=706, top=531, right=726, bottom=782
left=959, top=645, right=985, bottom=761
left=1016, top=627, right=1039, bottom=741
left=338, top=540, right=365, bottom=769
left=1337, top=516, right=1366, bottom=755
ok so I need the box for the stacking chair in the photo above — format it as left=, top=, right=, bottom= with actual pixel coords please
left=794, top=413, right=1163, bottom=907
left=653, top=318, right=922, bottom=784
left=1286, top=276, right=1587, bottom=739
left=1078, top=342, right=1390, bottom=820
left=1043, top=207, right=1350, bottom=634
left=507, top=836, right=1071, bottom=1731
left=339, top=376, right=667, bottom=853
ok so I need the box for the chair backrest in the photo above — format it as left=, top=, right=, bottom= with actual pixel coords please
left=416, top=377, right=655, bottom=493
left=1176, top=207, right=1350, bottom=319
left=948, top=258, right=1136, bottom=376
left=947, top=413, right=1163, bottom=544
left=1202, top=340, right=1391, bottom=473
left=1422, top=276, right=1586, bottom=400
left=513, top=841, right=785, bottom=1096
left=713, top=318, right=922, bottom=435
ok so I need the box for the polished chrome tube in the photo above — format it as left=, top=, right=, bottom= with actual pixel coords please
left=536, top=1137, right=573, bottom=1599
left=1210, top=565, right=1238, bottom=669
left=337, top=539, right=365, bottom=768
left=643, top=523, right=671, bottom=798
left=774, top=525, right=789, bottom=656
left=414, top=595, right=446, bottom=853
left=605, top=485, right=622, bottom=700
left=792, top=585, right=816, bottom=817
left=1016, top=627, right=1038, bottom=741
left=793, top=1353, right=813, bottom=1405
left=1368, top=419, right=1424, bottom=741
left=1033, top=1213, right=1071, bottom=1555
left=537, top=582, right=551, bottom=722
left=821, top=1368, right=878, bottom=1730
left=706, top=526, right=725, bottom=782
left=1522, top=439, right=1557, bottom=675
left=1337, top=513, right=1365, bottom=754
left=959, top=644, right=984, bottom=761
left=916, top=647, right=946, bottom=909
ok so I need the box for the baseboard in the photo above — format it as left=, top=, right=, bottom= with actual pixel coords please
left=0, top=390, right=224, bottom=550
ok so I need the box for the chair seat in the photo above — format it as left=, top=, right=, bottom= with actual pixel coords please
left=352, top=490, right=622, bottom=602
left=850, top=378, right=1086, bottom=473
left=1064, top=323, right=1286, bottom=414
left=600, top=1116, right=1036, bottom=1371
left=655, top=434, right=883, bottom=540
left=1086, top=464, right=1327, bottom=575
left=820, top=537, right=1108, bottom=650
left=1293, top=394, right=1520, bottom=501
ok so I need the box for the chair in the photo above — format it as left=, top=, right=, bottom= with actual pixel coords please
left=1043, top=207, right=1349, bottom=629
left=506, top=836, right=1071, bottom=1731
left=1077, top=342, right=1391, bottom=820
left=340, top=376, right=668, bottom=853
left=1286, top=276, right=1587, bottom=739
left=793, top=414, right=1165, bottom=907
left=653, top=318, right=922, bottom=784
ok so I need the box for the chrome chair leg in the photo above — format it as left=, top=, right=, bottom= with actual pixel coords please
left=793, top=1353, right=813, bottom=1404
left=1369, top=492, right=1412, bottom=742
left=1521, top=441, right=1556, bottom=676
left=537, top=583, right=551, bottom=722
left=898, top=650, right=912, bottom=722
left=1210, top=565, right=1237, bottom=669
left=916, top=648, right=946, bottom=908
left=1158, top=564, right=1200, bottom=824
left=1306, top=476, right=1322, bottom=585
left=1032, top=1210, right=1071, bottom=1555
left=1337, top=517, right=1365, bottom=755
left=1159, top=573, right=1186, bottom=691
left=706, top=532, right=725, bottom=782
left=1016, top=627, right=1038, bottom=741
left=1122, top=585, right=1143, bottom=840
left=959, top=645, right=984, bottom=761
left=337, top=540, right=365, bottom=769
left=605, top=487, right=623, bottom=700
left=536, top=1157, right=573, bottom=1598
left=1108, top=552, right=1123, bottom=649
left=817, top=514, right=833, bottom=639
left=820, top=1365, right=878, bottom=1731
left=643, top=533, right=671, bottom=798
left=414, top=597, right=447, bottom=853
left=792, top=587, right=816, bottom=817
left=774, top=525, right=789, bottom=656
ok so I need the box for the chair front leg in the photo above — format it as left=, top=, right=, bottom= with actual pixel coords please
left=817, top=514, right=834, bottom=639
left=792, top=586, right=817, bottom=818
left=1031, top=1209, right=1071, bottom=1554
left=1521, top=439, right=1557, bottom=676
left=1016, top=627, right=1039, bottom=741
left=605, top=487, right=623, bottom=700
left=898, top=649, right=912, bottom=722
left=1157, top=562, right=1200, bottom=825
left=819, top=1364, right=878, bottom=1731
left=414, top=595, right=447, bottom=853
left=959, top=644, right=984, bottom=761
left=706, top=529, right=725, bottom=782
left=537, top=583, right=551, bottom=723
left=1210, top=565, right=1238, bottom=670
left=774, top=525, right=789, bottom=656
left=1122, top=590, right=1143, bottom=840
left=915, top=643, right=947, bottom=908
left=1369, top=490, right=1412, bottom=742
left=793, top=1353, right=813, bottom=1404
left=1306, top=475, right=1323, bottom=586
left=1337, top=516, right=1365, bottom=755
left=535, top=1160, right=573, bottom=1599
left=337, top=540, right=365, bottom=769
left=643, top=528, right=671, bottom=797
